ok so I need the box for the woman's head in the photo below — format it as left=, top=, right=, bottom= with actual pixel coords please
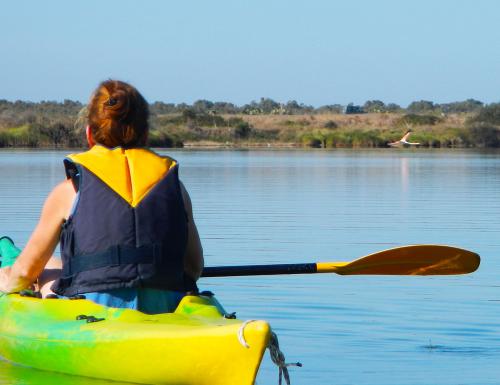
left=87, top=80, right=149, bottom=148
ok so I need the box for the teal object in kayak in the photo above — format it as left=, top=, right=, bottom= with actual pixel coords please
left=0, top=237, right=21, bottom=267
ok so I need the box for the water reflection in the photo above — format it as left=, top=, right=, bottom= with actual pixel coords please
left=401, top=157, right=409, bottom=192
left=0, top=149, right=499, bottom=385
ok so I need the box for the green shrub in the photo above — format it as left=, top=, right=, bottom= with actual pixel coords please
left=468, top=124, right=500, bottom=147
left=148, top=130, right=183, bottom=147
left=0, top=125, right=41, bottom=147
left=234, top=121, right=252, bottom=139
left=468, top=103, right=500, bottom=126
left=281, top=119, right=311, bottom=127
left=227, top=117, right=246, bottom=127
left=322, top=130, right=386, bottom=148
left=0, top=132, right=8, bottom=147
left=154, top=114, right=184, bottom=126
left=323, top=120, right=338, bottom=129
left=252, top=129, right=280, bottom=141
left=397, top=114, right=442, bottom=126
left=300, top=133, right=324, bottom=148
left=324, top=132, right=347, bottom=147
left=278, top=128, right=298, bottom=142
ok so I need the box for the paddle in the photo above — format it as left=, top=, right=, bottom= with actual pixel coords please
left=201, top=245, right=480, bottom=277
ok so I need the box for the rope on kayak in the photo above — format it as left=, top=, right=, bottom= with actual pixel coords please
left=237, top=320, right=301, bottom=385
left=268, top=331, right=302, bottom=385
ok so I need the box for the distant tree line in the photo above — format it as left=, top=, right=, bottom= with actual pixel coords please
left=0, top=97, right=487, bottom=124
left=149, top=97, right=485, bottom=115
left=0, top=99, right=84, bottom=147
left=0, top=97, right=498, bottom=148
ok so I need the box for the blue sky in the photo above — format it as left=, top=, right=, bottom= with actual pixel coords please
left=1, top=0, right=498, bottom=106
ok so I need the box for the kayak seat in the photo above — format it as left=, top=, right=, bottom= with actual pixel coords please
left=83, top=288, right=186, bottom=314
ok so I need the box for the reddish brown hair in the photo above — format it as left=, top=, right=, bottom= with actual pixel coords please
left=87, top=80, right=149, bottom=148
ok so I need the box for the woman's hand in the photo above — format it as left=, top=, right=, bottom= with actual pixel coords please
left=0, top=267, right=12, bottom=293
left=0, top=266, right=34, bottom=293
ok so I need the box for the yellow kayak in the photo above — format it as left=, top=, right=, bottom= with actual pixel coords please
left=0, top=292, right=271, bottom=385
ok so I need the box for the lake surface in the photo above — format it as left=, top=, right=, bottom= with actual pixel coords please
left=0, top=148, right=499, bottom=385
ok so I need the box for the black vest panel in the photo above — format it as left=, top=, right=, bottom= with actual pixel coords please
left=51, top=150, right=196, bottom=296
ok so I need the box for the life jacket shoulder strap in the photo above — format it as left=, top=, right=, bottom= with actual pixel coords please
left=64, top=158, right=81, bottom=191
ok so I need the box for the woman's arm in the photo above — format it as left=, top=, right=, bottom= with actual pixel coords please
left=179, top=182, right=204, bottom=281
left=0, top=180, right=74, bottom=293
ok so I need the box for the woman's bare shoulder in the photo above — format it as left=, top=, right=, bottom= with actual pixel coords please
left=50, top=179, right=75, bottom=198
left=45, top=179, right=77, bottom=219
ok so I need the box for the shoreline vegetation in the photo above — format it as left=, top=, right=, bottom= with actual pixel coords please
left=0, top=98, right=499, bottom=149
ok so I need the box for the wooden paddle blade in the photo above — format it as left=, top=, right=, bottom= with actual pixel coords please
left=330, top=245, right=480, bottom=275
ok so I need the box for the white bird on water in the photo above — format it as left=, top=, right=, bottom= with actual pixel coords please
left=388, top=130, right=420, bottom=147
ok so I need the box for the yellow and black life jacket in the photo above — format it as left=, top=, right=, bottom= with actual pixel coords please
left=51, top=145, right=196, bottom=296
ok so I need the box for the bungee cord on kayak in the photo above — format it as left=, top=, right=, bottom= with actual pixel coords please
left=238, top=319, right=258, bottom=348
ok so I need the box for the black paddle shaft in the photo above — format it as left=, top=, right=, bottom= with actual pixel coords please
left=201, top=263, right=318, bottom=277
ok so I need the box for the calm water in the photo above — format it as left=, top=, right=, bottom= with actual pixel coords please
left=0, top=148, right=499, bottom=385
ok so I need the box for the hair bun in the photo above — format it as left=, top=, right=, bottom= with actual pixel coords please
left=88, top=79, right=149, bottom=148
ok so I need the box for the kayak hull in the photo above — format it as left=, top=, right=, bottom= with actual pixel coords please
left=0, top=293, right=271, bottom=385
